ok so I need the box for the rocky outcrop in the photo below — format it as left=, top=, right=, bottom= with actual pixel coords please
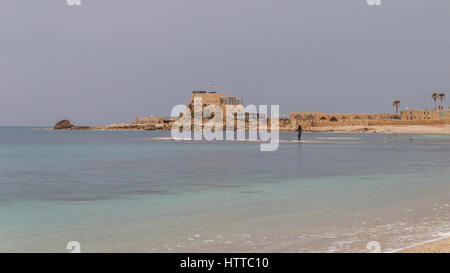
left=53, top=120, right=172, bottom=131
left=53, top=120, right=74, bottom=130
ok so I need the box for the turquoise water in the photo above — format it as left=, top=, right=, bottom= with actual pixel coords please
left=1, top=127, right=449, bottom=252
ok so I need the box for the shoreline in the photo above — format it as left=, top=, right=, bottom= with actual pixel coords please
left=393, top=233, right=450, bottom=253
left=49, top=125, right=450, bottom=135
left=51, top=119, right=450, bottom=134
left=305, top=125, right=450, bottom=135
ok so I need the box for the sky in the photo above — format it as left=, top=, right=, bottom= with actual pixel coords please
left=1, top=0, right=450, bottom=126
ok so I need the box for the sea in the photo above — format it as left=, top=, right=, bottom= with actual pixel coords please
left=0, top=127, right=449, bottom=252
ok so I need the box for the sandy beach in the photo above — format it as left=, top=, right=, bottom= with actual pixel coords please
left=398, top=237, right=450, bottom=253
left=307, top=125, right=450, bottom=135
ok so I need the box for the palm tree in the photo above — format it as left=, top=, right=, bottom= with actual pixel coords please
left=392, top=100, right=400, bottom=115
left=439, top=93, right=446, bottom=110
left=431, top=93, right=439, bottom=110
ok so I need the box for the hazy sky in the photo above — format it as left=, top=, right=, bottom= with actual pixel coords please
left=1, top=0, right=450, bottom=126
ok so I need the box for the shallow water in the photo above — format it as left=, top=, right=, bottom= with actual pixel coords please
left=0, top=127, right=449, bottom=252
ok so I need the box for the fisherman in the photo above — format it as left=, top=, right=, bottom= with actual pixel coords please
left=297, top=124, right=303, bottom=140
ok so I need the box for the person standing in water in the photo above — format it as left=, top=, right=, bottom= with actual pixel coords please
left=297, top=124, right=303, bottom=140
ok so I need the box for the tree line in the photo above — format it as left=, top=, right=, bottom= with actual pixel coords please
left=391, top=93, right=447, bottom=114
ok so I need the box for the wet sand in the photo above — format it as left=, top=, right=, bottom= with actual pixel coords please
left=397, top=237, right=450, bottom=253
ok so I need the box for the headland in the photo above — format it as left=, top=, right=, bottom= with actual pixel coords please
left=54, top=91, right=450, bottom=134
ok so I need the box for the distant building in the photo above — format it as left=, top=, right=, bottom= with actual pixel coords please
left=289, top=112, right=397, bottom=123
left=289, top=110, right=450, bottom=126
left=190, top=91, right=243, bottom=107
left=401, top=110, right=450, bottom=121
left=135, top=117, right=174, bottom=125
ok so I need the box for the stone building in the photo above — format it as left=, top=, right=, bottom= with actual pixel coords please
left=289, top=112, right=397, bottom=126
left=135, top=117, right=174, bottom=124
left=289, top=110, right=450, bottom=127
left=134, top=117, right=175, bottom=130
left=188, top=91, right=244, bottom=124
left=401, top=110, right=450, bottom=121
left=190, top=91, right=243, bottom=108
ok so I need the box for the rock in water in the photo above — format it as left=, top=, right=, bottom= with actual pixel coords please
left=54, top=120, right=74, bottom=129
